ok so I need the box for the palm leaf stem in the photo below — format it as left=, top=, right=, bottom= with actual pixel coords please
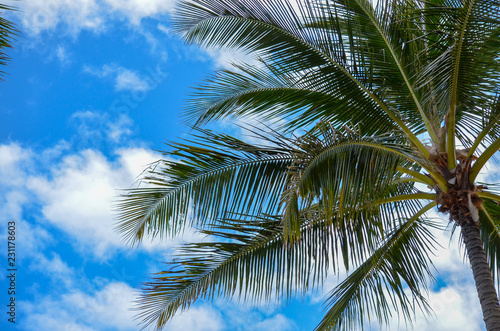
left=480, top=205, right=500, bottom=239
left=468, top=111, right=500, bottom=159
left=478, top=191, right=500, bottom=204
left=393, top=177, right=429, bottom=185
left=470, top=137, right=500, bottom=181
left=448, top=0, right=475, bottom=169
left=378, top=193, right=436, bottom=205
left=353, top=0, right=438, bottom=143
left=396, top=166, right=435, bottom=187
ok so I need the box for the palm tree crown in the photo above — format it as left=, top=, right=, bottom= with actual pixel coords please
left=116, top=1, right=500, bottom=330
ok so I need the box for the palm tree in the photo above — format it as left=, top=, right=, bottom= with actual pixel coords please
left=116, top=0, right=500, bottom=330
left=0, top=4, right=17, bottom=80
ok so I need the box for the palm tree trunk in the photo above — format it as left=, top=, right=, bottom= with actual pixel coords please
left=461, top=222, right=500, bottom=331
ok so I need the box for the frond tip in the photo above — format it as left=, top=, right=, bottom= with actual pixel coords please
left=115, top=129, right=296, bottom=244
left=135, top=215, right=333, bottom=330
left=316, top=203, right=438, bottom=331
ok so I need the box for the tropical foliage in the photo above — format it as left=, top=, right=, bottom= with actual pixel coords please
left=116, top=0, right=500, bottom=330
left=0, top=3, right=17, bottom=80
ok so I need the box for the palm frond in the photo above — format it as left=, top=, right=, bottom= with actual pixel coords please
left=332, top=0, right=437, bottom=140
left=447, top=0, right=500, bottom=167
left=0, top=4, right=18, bottom=80
left=470, top=136, right=500, bottom=181
left=297, top=128, right=414, bottom=221
left=468, top=92, right=500, bottom=157
left=174, top=0, right=432, bottom=156
left=184, top=62, right=399, bottom=135
left=415, top=1, right=500, bottom=161
left=279, top=122, right=436, bottom=270
left=136, top=192, right=435, bottom=331
left=315, top=202, right=438, bottom=331
left=136, top=214, right=333, bottom=330
left=115, top=129, right=295, bottom=244
left=278, top=122, right=421, bottom=243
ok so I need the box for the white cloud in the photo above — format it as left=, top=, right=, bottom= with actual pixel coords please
left=0, top=218, right=53, bottom=269
left=0, top=144, right=55, bottom=259
left=108, top=114, right=133, bottom=142
left=55, top=45, right=72, bottom=66
left=23, top=277, right=227, bottom=331
left=29, top=252, right=76, bottom=288
left=1, top=190, right=27, bottom=221
left=133, top=26, right=170, bottom=62
left=475, top=159, right=500, bottom=185
left=31, top=252, right=73, bottom=276
left=157, top=23, right=171, bottom=35
left=416, top=284, right=483, bottom=331
left=26, top=147, right=166, bottom=258
left=23, top=281, right=139, bottom=331
left=20, top=246, right=229, bottom=331
left=83, top=64, right=153, bottom=92
left=165, top=306, right=225, bottom=331
left=16, top=0, right=257, bottom=74
left=211, top=300, right=297, bottom=331
left=18, top=0, right=104, bottom=35
left=82, top=64, right=116, bottom=78
left=253, top=314, right=296, bottom=331
left=70, top=110, right=133, bottom=145
left=115, top=68, right=151, bottom=91
left=0, top=140, right=205, bottom=261
left=17, top=0, right=176, bottom=36
left=40, top=140, right=72, bottom=162
left=369, top=276, right=484, bottom=331
left=0, top=143, right=32, bottom=187
left=104, top=0, right=175, bottom=26
left=203, top=47, right=258, bottom=70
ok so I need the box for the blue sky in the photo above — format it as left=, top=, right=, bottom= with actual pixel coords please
left=0, top=1, right=496, bottom=330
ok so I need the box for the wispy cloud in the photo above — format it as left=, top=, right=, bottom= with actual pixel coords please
left=114, top=68, right=150, bottom=91
left=83, top=64, right=153, bottom=92
left=18, top=0, right=104, bottom=36
left=22, top=281, right=139, bottom=331
left=25, top=147, right=160, bottom=258
left=17, top=0, right=176, bottom=36
left=104, top=0, right=175, bottom=26
left=49, top=45, right=72, bottom=66
left=0, top=141, right=200, bottom=259
left=157, top=23, right=171, bottom=35
left=70, top=110, right=133, bottom=146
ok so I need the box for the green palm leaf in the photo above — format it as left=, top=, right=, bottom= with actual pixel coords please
left=136, top=215, right=329, bottom=330
left=316, top=202, right=438, bottom=331
left=0, top=4, right=18, bottom=80
left=136, top=195, right=434, bottom=330
left=115, top=129, right=295, bottom=243
left=279, top=122, right=422, bottom=244
left=415, top=1, right=500, bottom=160
left=175, top=0, right=432, bottom=156
left=185, top=63, right=398, bottom=135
